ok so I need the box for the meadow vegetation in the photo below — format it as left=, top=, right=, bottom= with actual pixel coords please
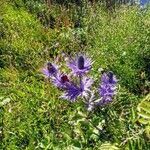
left=0, top=0, right=150, bottom=149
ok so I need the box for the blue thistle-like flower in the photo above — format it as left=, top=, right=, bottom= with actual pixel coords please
left=42, top=62, right=58, bottom=77
left=61, top=83, right=81, bottom=102
left=52, top=73, right=70, bottom=89
left=99, top=72, right=117, bottom=105
left=68, top=55, right=92, bottom=76
left=61, top=77, right=93, bottom=102
left=80, top=77, right=93, bottom=97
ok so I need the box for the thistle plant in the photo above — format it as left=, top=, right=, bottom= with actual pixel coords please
left=42, top=54, right=118, bottom=111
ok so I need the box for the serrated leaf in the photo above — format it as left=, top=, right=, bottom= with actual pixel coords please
left=138, top=111, right=150, bottom=119
left=145, top=126, right=150, bottom=139
left=140, top=101, right=150, bottom=108
left=138, top=118, right=150, bottom=125
left=137, top=94, right=150, bottom=125
left=139, top=106, right=150, bottom=114
left=99, top=143, right=120, bottom=150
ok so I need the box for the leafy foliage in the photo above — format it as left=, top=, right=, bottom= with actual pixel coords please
left=0, top=0, right=150, bottom=149
left=137, top=94, right=150, bottom=125
left=99, top=142, right=120, bottom=150
left=137, top=94, right=150, bottom=139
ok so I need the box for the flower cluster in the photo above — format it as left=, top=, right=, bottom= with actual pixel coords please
left=42, top=54, right=117, bottom=110
left=99, top=72, right=117, bottom=105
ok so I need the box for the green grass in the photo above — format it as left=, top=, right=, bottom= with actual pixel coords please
left=79, top=5, right=150, bottom=94
left=0, top=1, right=150, bottom=149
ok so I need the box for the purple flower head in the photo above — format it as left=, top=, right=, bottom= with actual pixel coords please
left=52, top=73, right=70, bottom=89
left=80, top=77, right=93, bottom=97
left=42, top=62, right=58, bottom=77
left=61, top=83, right=81, bottom=102
left=99, top=72, right=117, bottom=105
left=41, top=53, right=118, bottom=110
left=61, top=77, right=93, bottom=102
left=101, top=71, right=117, bottom=84
left=78, top=56, right=84, bottom=69
left=68, top=54, right=92, bottom=76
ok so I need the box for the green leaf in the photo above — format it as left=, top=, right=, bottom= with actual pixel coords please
left=138, top=118, right=149, bottom=125
left=137, top=94, right=150, bottom=139
left=145, top=126, right=150, bottom=139
left=99, top=143, right=120, bottom=150
left=137, top=94, right=150, bottom=125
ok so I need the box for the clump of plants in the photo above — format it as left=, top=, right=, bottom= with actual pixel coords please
left=42, top=54, right=118, bottom=111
